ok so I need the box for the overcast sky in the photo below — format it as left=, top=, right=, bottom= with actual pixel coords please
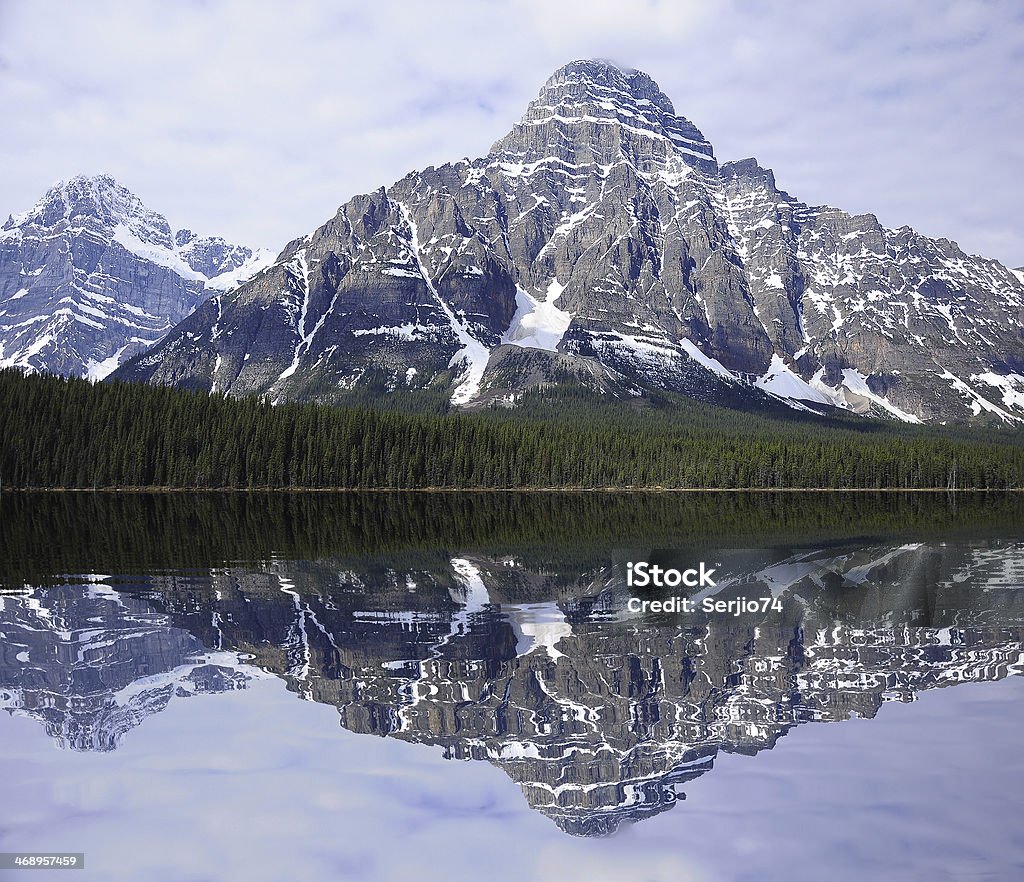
left=1, top=0, right=1022, bottom=265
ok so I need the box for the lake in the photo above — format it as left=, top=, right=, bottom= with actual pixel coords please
left=1, top=492, right=1022, bottom=881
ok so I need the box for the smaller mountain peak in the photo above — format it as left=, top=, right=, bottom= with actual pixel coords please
left=14, top=174, right=177, bottom=249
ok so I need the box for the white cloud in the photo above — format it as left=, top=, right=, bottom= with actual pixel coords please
left=0, top=0, right=1021, bottom=265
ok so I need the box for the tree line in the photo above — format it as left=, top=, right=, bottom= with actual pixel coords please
left=1, top=368, right=1023, bottom=490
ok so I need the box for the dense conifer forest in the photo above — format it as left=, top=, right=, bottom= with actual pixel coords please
left=1, top=368, right=1023, bottom=490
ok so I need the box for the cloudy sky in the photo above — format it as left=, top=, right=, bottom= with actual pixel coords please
left=1, top=0, right=1022, bottom=265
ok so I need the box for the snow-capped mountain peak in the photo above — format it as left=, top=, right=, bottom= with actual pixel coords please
left=491, top=58, right=717, bottom=174
left=16, top=174, right=170, bottom=240
left=113, top=61, right=1024, bottom=425
left=0, top=174, right=274, bottom=378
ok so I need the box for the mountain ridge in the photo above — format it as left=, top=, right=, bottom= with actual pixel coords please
left=112, top=60, right=1024, bottom=425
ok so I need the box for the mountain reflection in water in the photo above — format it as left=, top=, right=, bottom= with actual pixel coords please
left=2, top=492, right=1022, bottom=838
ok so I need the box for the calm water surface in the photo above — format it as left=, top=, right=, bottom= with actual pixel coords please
left=1, top=493, right=1022, bottom=881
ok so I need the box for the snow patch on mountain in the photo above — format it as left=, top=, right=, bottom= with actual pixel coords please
left=504, top=279, right=574, bottom=351
left=398, top=203, right=490, bottom=405
left=203, top=248, right=275, bottom=291
left=679, top=338, right=733, bottom=379
left=273, top=249, right=312, bottom=385
left=940, top=370, right=1020, bottom=423
left=972, top=372, right=1024, bottom=410
left=112, top=223, right=208, bottom=283
left=84, top=338, right=159, bottom=380
left=837, top=369, right=922, bottom=423
left=756, top=354, right=834, bottom=405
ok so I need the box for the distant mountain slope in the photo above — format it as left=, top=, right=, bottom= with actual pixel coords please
left=114, top=61, right=1024, bottom=424
left=0, top=175, right=273, bottom=378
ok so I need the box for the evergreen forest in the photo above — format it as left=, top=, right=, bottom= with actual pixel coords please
left=2, top=368, right=1023, bottom=490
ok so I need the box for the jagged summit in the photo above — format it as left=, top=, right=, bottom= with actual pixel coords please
left=719, top=157, right=797, bottom=201
left=491, top=58, right=716, bottom=173
left=7, top=173, right=174, bottom=249
left=720, top=156, right=772, bottom=181
left=542, top=59, right=676, bottom=114
left=32, top=173, right=153, bottom=222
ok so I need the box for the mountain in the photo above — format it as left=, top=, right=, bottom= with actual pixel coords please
left=0, top=175, right=273, bottom=378
left=113, top=60, right=1024, bottom=424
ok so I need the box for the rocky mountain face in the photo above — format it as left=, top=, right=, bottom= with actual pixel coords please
left=4, top=540, right=1022, bottom=833
left=0, top=175, right=273, bottom=378
left=111, top=59, right=1024, bottom=421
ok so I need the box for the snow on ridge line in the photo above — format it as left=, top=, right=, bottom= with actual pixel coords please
left=114, top=222, right=272, bottom=291
left=679, top=338, right=733, bottom=379
left=972, top=372, right=1024, bottom=411
left=204, top=248, right=276, bottom=291
left=677, top=340, right=928, bottom=423
left=940, top=369, right=1020, bottom=424
left=112, top=224, right=207, bottom=283
left=85, top=343, right=133, bottom=381
left=756, top=354, right=835, bottom=405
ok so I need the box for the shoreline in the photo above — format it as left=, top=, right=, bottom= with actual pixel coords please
left=2, top=486, right=1019, bottom=494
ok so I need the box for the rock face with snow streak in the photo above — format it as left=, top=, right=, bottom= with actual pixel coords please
left=0, top=175, right=273, bottom=378
left=114, top=61, right=1024, bottom=423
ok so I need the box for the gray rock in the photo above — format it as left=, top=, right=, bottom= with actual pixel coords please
left=114, top=61, right=1024, bottom=424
